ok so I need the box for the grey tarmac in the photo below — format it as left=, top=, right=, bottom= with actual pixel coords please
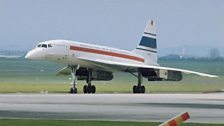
left=0, top=94, right=223, bottom=124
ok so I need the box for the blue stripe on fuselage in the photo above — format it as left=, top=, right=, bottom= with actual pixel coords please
left=139, top=36, right=157, bottom=49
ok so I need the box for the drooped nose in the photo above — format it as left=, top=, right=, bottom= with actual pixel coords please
left=25, top=52, right=30, bottom=59
left=25, top=49, right=45, bottom=60
left=25, top=51, right=34, bottom=59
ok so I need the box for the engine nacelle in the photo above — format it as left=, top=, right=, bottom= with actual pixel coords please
left=140, top=68, right=182, bottom=81
left=91, top=70, right=113, bottom=81
left=157, top=70, right=183, bottom=81
left=76, top=68, right=113, bottom=81
left=140, top=68, right=157, bottom=77
left=169, top=71, right=182, bottom=81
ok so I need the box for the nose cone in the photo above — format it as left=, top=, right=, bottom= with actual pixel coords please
left=25, top=53, right=30, bottom=59
left=25, top=49, right=46, bottom=60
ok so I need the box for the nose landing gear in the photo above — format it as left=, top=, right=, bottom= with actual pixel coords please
left=70, top=65, right=79, bottom=94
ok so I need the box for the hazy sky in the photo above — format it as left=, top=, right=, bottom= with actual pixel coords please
left=0, top=0, right=223, bottom=51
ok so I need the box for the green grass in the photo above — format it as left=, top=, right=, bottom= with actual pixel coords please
left=0, top=119, right=222, bottom=126
left=0, top=75, right=223, bottom=93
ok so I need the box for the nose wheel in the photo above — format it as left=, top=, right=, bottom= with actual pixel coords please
left=70, top=87, right=77, bottom=94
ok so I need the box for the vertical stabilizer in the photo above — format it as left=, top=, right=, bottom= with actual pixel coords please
left=133, top=20, right=158, bottom=65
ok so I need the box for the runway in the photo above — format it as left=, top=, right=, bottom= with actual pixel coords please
left=0, top=94, right=223, bottom=124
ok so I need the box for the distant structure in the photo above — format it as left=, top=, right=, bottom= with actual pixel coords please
left=209, top=48, right=220, bottom=59
left=180, top=45, right=186, bottom=59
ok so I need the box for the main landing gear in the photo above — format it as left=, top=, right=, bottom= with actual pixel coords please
left=69, top=66, right=96, bottom=94
left=83, top=69, right=96, bottom=94
left=133, top=70, right=145, bottom=93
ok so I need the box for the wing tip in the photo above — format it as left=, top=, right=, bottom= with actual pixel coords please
left=209, top=75, right=219, bottom=78
left=200, top=74, right=219, bottom=78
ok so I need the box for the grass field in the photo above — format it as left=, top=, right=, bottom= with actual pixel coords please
left=0, top=119, right=223, bottom=126
left=0, top=58, right=224, bottom=93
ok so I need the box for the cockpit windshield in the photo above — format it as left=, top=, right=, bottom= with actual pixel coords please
left=37, top=44, right=52, bottom=48
left=42, top=44, right=47, bottom=48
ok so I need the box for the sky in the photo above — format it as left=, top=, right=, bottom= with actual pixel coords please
left=0, top=0, right=223, bottom=54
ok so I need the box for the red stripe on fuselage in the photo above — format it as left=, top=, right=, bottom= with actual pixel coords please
left=70, top=45, right=145, bottom=62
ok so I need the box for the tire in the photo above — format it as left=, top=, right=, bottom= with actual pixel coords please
left=70, top=88, right=74, bottom=94
left=137, top=86, right=141, bottom=93
left=74, top=88, right=77, bottom=94
left=87, top=86, right=91, bottom=94
left=133, top=85, right=137, bottom=93
left=141, top=85, right=145, bottom=93
left=91, top=85, right=96, bottom=93
left=83, top=85, right=88, bottom=94
left=70, top=88, right=77, bottom=94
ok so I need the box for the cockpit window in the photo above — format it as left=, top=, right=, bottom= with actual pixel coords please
left=36, top=43, right=52, bottom=48
left=42, top=44, right=47, bottom=48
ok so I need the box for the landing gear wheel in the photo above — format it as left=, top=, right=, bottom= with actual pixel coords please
left=83, top=85, right=96, bottom=94
left=83, top=85, right=88, bottom=94
left=83, top=85, right=91, bottom=94
left=133, top=85, right=145, bottom=93
left=86, top=86, right=91, bottom=94
left=133, top=85, right=137, bottom=93
left=70, top=87, right=77, bottom=94
left=141, top=85, right=145, bottom=93
left=91, top=85, right=96, bottom=94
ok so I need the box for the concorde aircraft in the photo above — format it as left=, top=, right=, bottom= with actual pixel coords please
left=25, top=20, right=218, bottom=94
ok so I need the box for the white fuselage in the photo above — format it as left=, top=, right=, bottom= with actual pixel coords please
left=25, top=40, right=148, bottom=70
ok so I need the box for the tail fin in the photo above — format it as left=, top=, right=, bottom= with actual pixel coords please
left=133, top=20, right=158, bottom=65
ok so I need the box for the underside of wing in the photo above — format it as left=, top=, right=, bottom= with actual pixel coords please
left=56, top=66, right=71, bottom=76
left=56, top=63, right=113, bottom=81
left=78, top=57, right=218, bottom=79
